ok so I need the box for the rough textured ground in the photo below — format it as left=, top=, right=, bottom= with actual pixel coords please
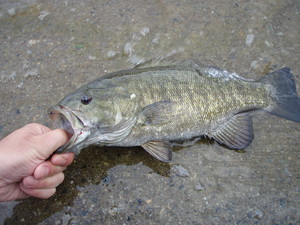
left=0, top=0, right=299, bottom=224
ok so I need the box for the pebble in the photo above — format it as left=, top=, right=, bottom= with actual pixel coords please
left=17, top=82, right=24, bottom=89
left=152, top=33, right=160, bottom=44
left=129, top=55, right=145, bottom=65
left=140, top=26, right=150, bottom=36
left=8, top=71, right=17, bottom=80
left=109, top=206, right=121, bottom=216
left=38, top=11, right=49, bottom=21
left=107, top=50, right=117, bottom=59
left=250, top=60, right=258, bottom=70
left=88, top=55, right=96, bottom=60
left=25, top=69, right=39, bottom=78
left=264, top=40, right=272, bottom=47
left=171, top=165, right=190, bottom=177
left=7, top=8, right=16, bottom=16
left=247, top=209, right=264, bottom=220
left=195, top=183, right=205, bottom=191
left=28, top=39, right=40, bottom=46
left=124, top=42, right=134, bottom=55
left=246, top=34, right=255, bottom=47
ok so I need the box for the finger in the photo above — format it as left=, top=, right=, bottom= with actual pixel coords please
left=34, top=129, right=70, bottom=158
left=23, top=123, right=52, bottom=136
left=0, top=183, right=29, bottom=202
left=22, top=172, right=65, bottom=189
left=34, top=161, right=66, bottom=179
left=19, top=184, right=57, bottom=199
left=51, top=153, right=74, bottom=167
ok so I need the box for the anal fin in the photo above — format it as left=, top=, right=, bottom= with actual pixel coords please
left=142, top=140, right=172, bottom=162
left=208, top=113, right=254, bottom=149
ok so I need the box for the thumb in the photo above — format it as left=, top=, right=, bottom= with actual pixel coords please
left=34, top=129, right=70, bottom=158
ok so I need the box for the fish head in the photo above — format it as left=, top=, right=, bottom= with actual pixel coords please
left=48, top=88, right=130, bottom=152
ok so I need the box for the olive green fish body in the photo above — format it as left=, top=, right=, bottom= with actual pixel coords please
left=49, top=63, right=300, bottom=162
left=105, top=68, right=269, bottom=146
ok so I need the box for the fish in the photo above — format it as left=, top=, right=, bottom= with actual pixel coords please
left=48, top=61, right=300, bottom=162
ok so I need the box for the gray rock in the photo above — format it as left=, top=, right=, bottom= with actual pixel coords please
left=171, top=165, right=190, bottom=177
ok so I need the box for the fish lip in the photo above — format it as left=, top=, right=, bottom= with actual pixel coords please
left=48, top=105, right=89, bottom=150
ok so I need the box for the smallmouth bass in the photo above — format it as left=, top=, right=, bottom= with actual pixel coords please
left=49, top=62, right=300, bottom=162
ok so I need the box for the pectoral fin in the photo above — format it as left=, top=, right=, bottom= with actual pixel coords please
left=142, top=140, right=172, bottom=162
left=140, top=101, right=175, bottom=125
left=208, top=114, right=254, bottom=149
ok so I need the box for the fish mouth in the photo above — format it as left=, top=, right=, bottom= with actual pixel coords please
left=48, top=105, right=90, bottom=151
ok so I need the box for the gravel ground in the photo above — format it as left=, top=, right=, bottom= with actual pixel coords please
left=0, top=0, right=299, bottom=224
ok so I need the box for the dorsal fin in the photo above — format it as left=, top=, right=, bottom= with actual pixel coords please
left=133, top=48, right=184, bottom=69
left=195, top=67, right=252, bottom=81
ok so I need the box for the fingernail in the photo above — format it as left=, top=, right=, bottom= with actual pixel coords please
left=60, top=156, right=67, bottom=164
left=24, top=176, right=38, bottom=187
left=36, top=165, right=50, bottom=179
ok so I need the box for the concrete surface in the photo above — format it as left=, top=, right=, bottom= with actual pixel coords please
left=0, top=0, right=299, bottom=224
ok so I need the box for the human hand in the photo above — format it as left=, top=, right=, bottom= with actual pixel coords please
left=0, top=123, right=74, bottom=202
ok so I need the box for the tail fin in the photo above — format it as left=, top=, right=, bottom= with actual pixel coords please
left=261, top=67, right=300, bottom=123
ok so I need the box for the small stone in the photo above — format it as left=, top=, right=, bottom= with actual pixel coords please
left=17, top=82, right=24, bottom=89
left=178, top=184, right=184, bottom=190
left=264, top=40, right=272, bottom=47
left=8, top=71, right=17, bottom=80
left=7, top=8, right=16, bottom=16
left=137, top=198, right=144, bottom=205
left=38, top=11, right=49, bottom=21
left=88, top=55, right=96, bottom=60
left=195, top=183, right=205, bottom=191
left=250, top=60, right=258, bottom=70
left=124, top=42, right=134, bottom=55
left=140, top=26, right=150, bottom=36
left=152, top=33, right=160, bottom=44
left=107, top=50, right=117, bottom=59
left=276, top=32, right=284, bottom=36
left=129, top=55, right=145, bottom=66
left=28, top=39, right=39, bottom=46
left=247, top=209, right=264, bottom=220
left=246, top=34, right=255, bottom=47
left=109, top=206, right=120, bottom=216
left=25, top=69, right=39, bottom=78
left=171, top=165, right=190, bottom=177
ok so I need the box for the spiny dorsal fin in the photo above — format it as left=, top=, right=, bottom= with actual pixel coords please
left=208, top=113, right=254, bottom=149
left=133, top=48, right=184, bottom=69
left=142, top=140, right=172, bottom=162
left=134, top=57, right=176, bottom=69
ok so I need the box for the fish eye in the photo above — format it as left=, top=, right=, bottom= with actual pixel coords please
left=81, top=95, right=92, bottom=105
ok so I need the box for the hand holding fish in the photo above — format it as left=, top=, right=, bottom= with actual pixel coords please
left=0, top=123, right=74, bottom=202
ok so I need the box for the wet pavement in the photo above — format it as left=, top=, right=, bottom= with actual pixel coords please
left=0, top=0, right=300, bottom=224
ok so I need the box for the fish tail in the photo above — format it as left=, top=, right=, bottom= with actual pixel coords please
left=261, top=67, right=300, bottom=123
